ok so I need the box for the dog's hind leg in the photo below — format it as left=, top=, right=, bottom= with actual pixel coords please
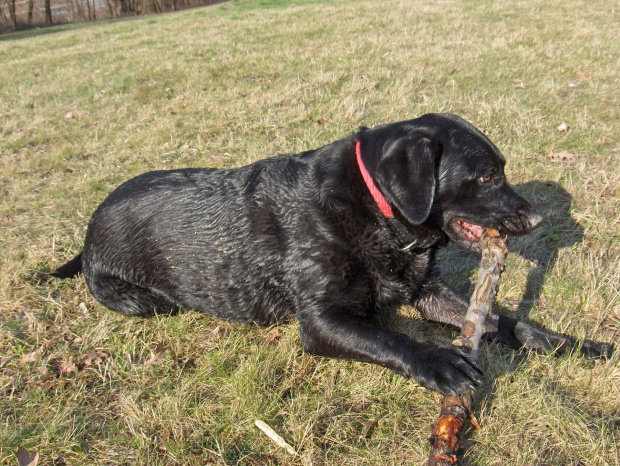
left=414, top=277, right=613, bottom=359
left=87, top=274, right=180, bottom=317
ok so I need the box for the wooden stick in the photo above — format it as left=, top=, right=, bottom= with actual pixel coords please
left=428, top=230, right=508, bottom=465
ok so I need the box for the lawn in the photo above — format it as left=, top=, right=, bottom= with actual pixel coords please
left=1, top=0, right=619, bottom=464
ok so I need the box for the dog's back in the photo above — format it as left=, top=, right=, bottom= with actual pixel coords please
left=79, top=149, right=345, bottom=323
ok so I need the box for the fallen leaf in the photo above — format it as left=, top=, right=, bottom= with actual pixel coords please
left=557, top=122, right=569, bottom=132
left=548, top=150, right=581, bottom=162
left=209, top=326, right=229, bottom=339
left=349, top=399, right=372, bottom=413
left=539, top=294, right=547, bottom=307
left=83, top=351, right=108, bottom=366
left=264, top=328, right=283, bottom=345
left=59, top=356, right=77, bottom=375
left=145, top=343, right=168, bottom=366
left=576, top=69, right=588, bottom=80
left=361, top=412, right=386, bottom=439
left=0, top=357, right=10, bottom=368
left=15, top=446, right=39, bottom=466
left=64, top=334, right=83, bottom=345
left=162, top=427, right=170, bottom=441
left=19, top=345, right=45, bottom=364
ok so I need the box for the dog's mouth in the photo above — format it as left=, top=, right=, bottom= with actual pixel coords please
left=447, top=218, right=488, bottom=252
left=453, top=219, right=485, bottom=242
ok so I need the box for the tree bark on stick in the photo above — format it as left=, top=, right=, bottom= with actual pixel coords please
left=428, top=230, right=508, bottom=465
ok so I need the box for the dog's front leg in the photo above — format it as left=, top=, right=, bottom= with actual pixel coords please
left=296, top=307, right=482, bottom=396
left=414, top=277, right=613, bottom=359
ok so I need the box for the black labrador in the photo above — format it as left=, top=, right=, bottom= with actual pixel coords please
left=52, top=113, right=612, bottom=396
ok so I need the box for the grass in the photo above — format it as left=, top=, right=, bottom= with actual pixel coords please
left=1, top=0, right=619, bottom=463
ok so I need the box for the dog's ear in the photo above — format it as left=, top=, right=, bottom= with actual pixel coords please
left=373, top=136, right=437, bottom=225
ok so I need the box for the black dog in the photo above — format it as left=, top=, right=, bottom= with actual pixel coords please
left=52, top=113, right=612, bottom=396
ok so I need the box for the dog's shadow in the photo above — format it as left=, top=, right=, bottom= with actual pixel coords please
left=508, top=180, right=585, bottom=318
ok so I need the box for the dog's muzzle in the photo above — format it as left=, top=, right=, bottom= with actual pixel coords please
left=500, top=210, right=543, bottom=235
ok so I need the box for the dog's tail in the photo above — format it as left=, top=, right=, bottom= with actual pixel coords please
left=51, top=253, right=83, bottom=279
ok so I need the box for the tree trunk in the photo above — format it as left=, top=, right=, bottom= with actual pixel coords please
left=105, top=0, right=114, bottom=17
left=45, top=0, right=52, bottom=25
left=85, top=0, right=92, bottom=20
left=73, top=0, right=84, bottom=21
left=27, top=0, right=34, bottom=24
left=8, top=0, right=17, bottom=30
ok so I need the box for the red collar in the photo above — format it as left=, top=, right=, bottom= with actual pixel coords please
left=355, top=140, right=394, bottom=218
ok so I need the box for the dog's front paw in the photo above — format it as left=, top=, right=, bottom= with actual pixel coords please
left=581, top=339, right=614, bottom=359
left=409, top=344, right=484, bottom=396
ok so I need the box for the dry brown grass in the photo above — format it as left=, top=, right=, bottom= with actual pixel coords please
left=1, top=0, right=619, bottom=464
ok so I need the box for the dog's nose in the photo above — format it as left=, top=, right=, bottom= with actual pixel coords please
left=527, top=212, right=543, bottom=230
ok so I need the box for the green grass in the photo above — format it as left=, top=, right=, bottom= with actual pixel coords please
left=1, top=0, right=619, bottom=464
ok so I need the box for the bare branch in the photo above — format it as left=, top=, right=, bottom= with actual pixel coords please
left=428, top=230, right=508, bottom=465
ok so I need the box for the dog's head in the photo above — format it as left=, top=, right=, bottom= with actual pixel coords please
left=357, top=113, right=543, bottom=252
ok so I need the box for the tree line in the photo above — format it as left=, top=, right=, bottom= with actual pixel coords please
left=0, top=0, right=220, bottom=32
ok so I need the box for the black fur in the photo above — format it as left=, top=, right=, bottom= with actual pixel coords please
left=52, top=113, right=612, bottom=396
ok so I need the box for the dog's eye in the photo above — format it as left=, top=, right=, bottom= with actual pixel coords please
left=479, top=175, right=492, bottom=183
